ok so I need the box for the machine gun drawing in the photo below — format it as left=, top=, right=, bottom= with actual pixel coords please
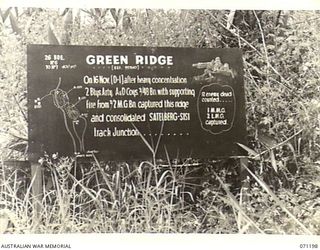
left=192, top=57, right=236, bottom=81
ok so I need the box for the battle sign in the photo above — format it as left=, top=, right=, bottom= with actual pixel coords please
left=27, top=45, right=247, bottom=160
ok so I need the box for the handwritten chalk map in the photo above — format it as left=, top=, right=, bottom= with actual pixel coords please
left=35, top=77, right=88, bottom=152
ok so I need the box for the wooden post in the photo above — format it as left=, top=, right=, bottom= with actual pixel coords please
left=239, top=157, right=250, bottom=231
left=30, top=160, right=43, bottom=230
left=240, top=157, right=249, bottom=201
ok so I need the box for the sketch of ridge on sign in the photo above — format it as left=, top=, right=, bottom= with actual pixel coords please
left=36, top=77, right=88, bottom=153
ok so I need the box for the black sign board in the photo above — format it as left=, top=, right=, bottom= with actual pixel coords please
left=27, top=45, right=246, bottom=160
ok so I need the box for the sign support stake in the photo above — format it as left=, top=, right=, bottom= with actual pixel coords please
left=239, top=157, right=250, bottom=230
left=240, top=157, right=249, bottom=200
left=30, top=161, right=43, bottom=230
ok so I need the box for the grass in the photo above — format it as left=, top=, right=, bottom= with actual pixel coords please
left=1, top=155, right=199, bottom=233
left=0, top=153, right=319, bottom=234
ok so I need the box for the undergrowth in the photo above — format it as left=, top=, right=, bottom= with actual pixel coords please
left=1, top=154, right=319, bottom=234
left=0, top=9, right=320, bottom=234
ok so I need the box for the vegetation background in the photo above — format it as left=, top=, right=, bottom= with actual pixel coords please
left=0, top=8, right=319, bottom=234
